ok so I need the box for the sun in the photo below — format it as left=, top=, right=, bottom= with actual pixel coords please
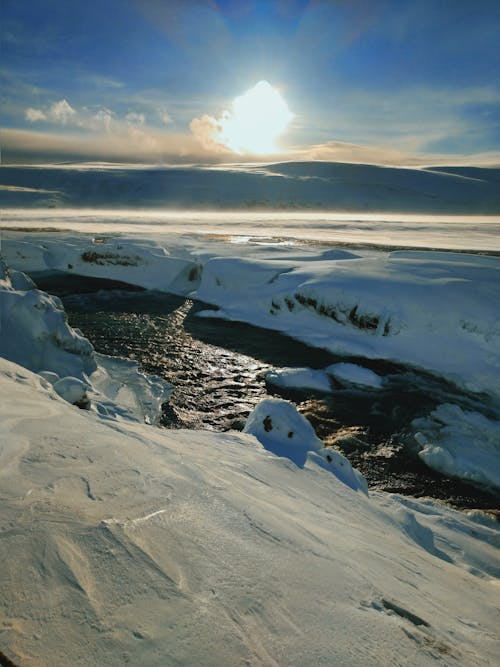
left=220, top=80, right=293, bottom=154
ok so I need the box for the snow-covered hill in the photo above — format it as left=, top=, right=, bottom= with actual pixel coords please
left=2, top=161, right=500, bottom=213
left=1, top=357, right=499, bottom=667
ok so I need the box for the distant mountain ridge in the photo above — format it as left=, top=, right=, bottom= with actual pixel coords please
left=1, top=161, right=499, bottom=213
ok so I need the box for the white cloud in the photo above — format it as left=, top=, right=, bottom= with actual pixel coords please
left=125, top=112, right=145, bottom=126
left=158, top=109, right=172, bottom=125
left=49, top=99, right=76, bottom=124
left=4, top=127, right=500, bottom=166
left=189, top=114, right=229, bottom=153
left=92, top=108, right=114, bottom=133
left=25, top=107, right=47, bottom=122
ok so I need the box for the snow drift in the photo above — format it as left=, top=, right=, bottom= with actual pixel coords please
left=0, top=357, right=499, bottom=667
left=0, top=259, right=171, bottom=423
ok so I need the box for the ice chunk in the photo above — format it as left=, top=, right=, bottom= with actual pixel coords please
left=265, top=367, right=332, bottom=393
left=326, top=363, right=383, bottom=389
left=413, top=404, right=500, bottom=491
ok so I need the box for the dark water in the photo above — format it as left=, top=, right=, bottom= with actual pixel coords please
left=34, top=273, right=499, bottom=511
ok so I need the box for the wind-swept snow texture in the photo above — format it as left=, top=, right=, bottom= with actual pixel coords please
left=1, top=358, right=499, bottom=667
left=2, top=162, right=500, bottom=213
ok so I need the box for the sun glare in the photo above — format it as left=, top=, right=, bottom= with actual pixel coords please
left=220, top=80, right=292, bottom=154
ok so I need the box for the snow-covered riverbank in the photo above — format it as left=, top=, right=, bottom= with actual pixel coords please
left=1, top=226, right=499, bottom=666
left=2, top=230, right=499, bottom=491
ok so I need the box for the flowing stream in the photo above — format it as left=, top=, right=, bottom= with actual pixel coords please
left=35, top=273, right=499, bottom=511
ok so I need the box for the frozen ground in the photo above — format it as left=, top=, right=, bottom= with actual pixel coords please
left=2, top=208, right=499, bottom=252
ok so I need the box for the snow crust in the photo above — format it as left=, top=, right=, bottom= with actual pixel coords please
left=0, top=357, right=499, bottom=667
left=265, top=366, right=333, bottom=393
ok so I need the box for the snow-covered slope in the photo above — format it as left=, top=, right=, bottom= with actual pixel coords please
left=2, top=161, right=500, bottom=212
left=1, top=357, right=499, bottom=667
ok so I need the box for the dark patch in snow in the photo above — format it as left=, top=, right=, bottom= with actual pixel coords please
left=263, top=415, right=273, bottom=432
left=294, top=292, right=390, bottom=334
left=380, top=598, right=430, bottom=627
left=82, top=477, right=96, bottom=501
left=0, top=649, right=20, bottom=667
left=188, top=265, right=200, bottom=282
left=81, top=250, right=141, bottom=267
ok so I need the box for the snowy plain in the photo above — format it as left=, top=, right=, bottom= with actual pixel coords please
left=1, top=162, right=500, bottom=666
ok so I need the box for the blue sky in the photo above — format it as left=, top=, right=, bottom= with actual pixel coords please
left=2, top=0, right=500, bottom=164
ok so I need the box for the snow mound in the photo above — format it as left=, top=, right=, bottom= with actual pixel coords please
left=53, top=376, right=91, bottom=408
left=326, top=362, right=383, bottom=389
left=243, top=398, right=323, bottom=467
left=0, top=263, right=97, bottom=379
left=309, top=448, right=369, bottom=494
left=413, top=404, right=500, bottom=492
left=265, top=367, right=332, bottom=393
left=243, top=398, right=367, bottom=493
left=0, top=261, right=171, bottom=422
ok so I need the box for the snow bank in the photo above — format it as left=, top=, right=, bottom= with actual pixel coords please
left=195, top=250, right=500, bottom=398
left=0, top=358, right=499, bottom=667
left=0, top=259, right=171, bottom=422
left=4, top=235, right=200, bottom=295
left=413, top=404, right=500, bottom=492
left=0, top=259, right=97, bottom=378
